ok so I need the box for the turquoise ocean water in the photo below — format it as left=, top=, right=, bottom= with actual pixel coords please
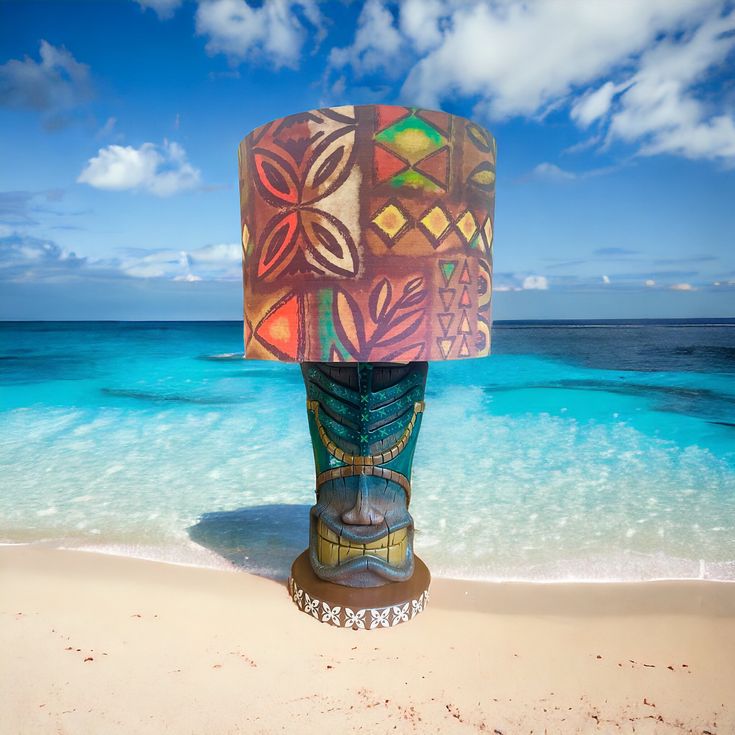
left=1, top=320, right=734, bottom=582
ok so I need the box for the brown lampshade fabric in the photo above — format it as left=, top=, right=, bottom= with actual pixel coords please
left=238, top=104, right=495, bottom=363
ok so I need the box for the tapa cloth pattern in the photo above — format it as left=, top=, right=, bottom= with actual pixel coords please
left=238, top=104, right=496, bottom=362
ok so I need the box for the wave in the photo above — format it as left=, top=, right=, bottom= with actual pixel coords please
left=101, top=388, right=250, bottom=405
left=4, top=538, right=734, bottom=584
left=196, top=353, right=244, bottom=361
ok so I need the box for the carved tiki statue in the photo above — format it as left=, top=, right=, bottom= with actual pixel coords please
left=238, top=105, right=496, bottom=627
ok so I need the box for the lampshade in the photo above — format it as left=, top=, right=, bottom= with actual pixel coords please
left=238, top=104, right=495, bottom=362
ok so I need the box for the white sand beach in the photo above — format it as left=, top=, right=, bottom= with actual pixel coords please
left=2, top=546, right=734, bottom=734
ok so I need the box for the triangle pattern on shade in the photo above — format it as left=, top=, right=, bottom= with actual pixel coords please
left=390, top=169, right=442, bottom=193
left=459, top=286, right=472, bottom=308
left=437, top=313, right=455, bottom=337
left=376, top=105, right=411, bottom=132
left=254, top=291, right=302, bottom=361
left=416, top=108, right=451, bottom=135
left=458, top=311, right=471, bottom=334
left=438, top=288, right=456, bottom=312
left=437, top=336, right=455, bottom=359
left=374, top=144, right=409, bottom=184
left=458, top=335, right=471, bottom=358
left=414, top=146, right=449, bottom=189
left=439, top=260, right=457, bottom=287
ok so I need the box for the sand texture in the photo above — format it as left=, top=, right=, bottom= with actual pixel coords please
left=1, top=546, right=734, bottom=734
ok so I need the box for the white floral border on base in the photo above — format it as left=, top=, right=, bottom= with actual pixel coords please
left=288, top=577, right=429, bottom=629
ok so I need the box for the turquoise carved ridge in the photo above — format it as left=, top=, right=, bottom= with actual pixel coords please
left=301, top=361, right=428, bottom=587
left=302, top=363, right=427, bottom=503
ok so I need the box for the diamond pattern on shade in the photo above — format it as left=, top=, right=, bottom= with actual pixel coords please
left=375, top=115, right=447, bottom=165
left=372, top=202, right=408, bottom=239
left=482, top=216, right=494, bottom=251
left=420, top=205, right=451, bottom=241
left=456, top=211, right=478, bottom=243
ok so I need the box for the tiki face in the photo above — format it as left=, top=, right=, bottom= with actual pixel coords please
left=302, top=362, right=427, bottom=588
left=310, top=475, right=414, bottom=586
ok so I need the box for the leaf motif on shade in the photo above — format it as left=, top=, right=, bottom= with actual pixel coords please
left=378, top=342, right=426, bottom=363
left=326, top=275, right=431, bottom=359
left=301, top=127, right=357, bottom=204
left=395, top=277, right=428, bottom=310
left=300, top=208, right=359, bottom=278
left=466, top=122, right=493, bottom=153
left=374, top=308, right=425, bottom=348
left=253, top=149, right=299, bottom=205
left=333, top=288, right=366, bottom=359
left=368, top=278, right=392, bottom=323
left=403, top=277, right=424, bottom=296
left=467, top=161, right=496, bottom=192
left=255, top=211, right=299, bottom=281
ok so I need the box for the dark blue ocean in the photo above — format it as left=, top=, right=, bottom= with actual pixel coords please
left=1, top=319, right=734, bottom=581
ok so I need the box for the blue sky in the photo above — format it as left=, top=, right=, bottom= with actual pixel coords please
left=1, top=0, right=734, bottom=320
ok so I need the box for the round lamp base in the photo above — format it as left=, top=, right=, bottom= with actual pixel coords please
left=288, top=551, right=430, bottom=629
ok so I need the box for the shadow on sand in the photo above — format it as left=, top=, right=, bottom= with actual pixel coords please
left=187, top=503, right=310, bottom=581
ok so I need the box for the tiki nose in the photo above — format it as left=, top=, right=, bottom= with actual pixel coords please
left=341, top=474, right=385, bottom=526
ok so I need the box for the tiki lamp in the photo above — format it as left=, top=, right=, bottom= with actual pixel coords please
left=238, top=105, right=496, bottom=629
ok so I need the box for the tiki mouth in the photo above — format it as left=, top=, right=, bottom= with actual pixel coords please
left=316, top=518, right=408, bottom=567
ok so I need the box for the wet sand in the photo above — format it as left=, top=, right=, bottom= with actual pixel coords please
left=1, top=546, right=734, bottom=734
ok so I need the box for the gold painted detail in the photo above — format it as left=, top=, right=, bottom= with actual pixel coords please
left=306, top=399, right=424, bottom=467
left=317, top=519, right=407, bottom=566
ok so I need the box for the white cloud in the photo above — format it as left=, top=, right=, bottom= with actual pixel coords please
left=195, top=0, right=323, bottom=69
left=77, top=140, right=201, bottom=196
left=602, top=275, right=611, bottom=284
left=326, top=0, right=735, bottom=165
left=0, top=40, right=92, bottom=127
left=399, top=0, right=444, bottom=53
left=522, top=275, right=549, bottom=290
left=645, top=279, right=656, bottom=287
left=0, top=232, right=241, bottom=283
left=119, top=242, right=241, bottom=280
left=571, top=82, right=620, bottom=127
left=531, top=162, right=576, bottom=182
left=604, top=9, right=735, bottom=164
left=135, top=0, right=183, bottom=19
left=96, top=116, right=117, bottom=139
left=330, top=0, right=404, bottom=74
left=0, top=233, right=87, bottom=282
left=670, top=282, right=696, bottom=291
left=400, top=1, right=709, bottom=117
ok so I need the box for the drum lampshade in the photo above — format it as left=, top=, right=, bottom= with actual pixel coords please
left=238, top=104, right=495, bottom=362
